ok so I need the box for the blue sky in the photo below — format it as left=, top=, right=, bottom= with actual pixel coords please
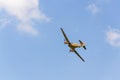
left=0, top=0, right=120, bottom=80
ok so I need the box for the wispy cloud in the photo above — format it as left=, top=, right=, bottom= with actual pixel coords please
left=0, top=18, right=11, bottom=29
left=106, top=27, right=120, bottom=47
left=0, top=0, right=50, bottom=36
left=98, top=0, right=111, bottom=3
left=87, top=3, right=100, bottom=15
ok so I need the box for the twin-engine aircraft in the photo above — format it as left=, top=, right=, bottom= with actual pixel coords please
left=60, top=28, right=86, bottom=62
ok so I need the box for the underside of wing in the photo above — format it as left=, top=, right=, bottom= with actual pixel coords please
left=74, top=49, right=85, bottom=62
left=60, top=28, right=71, bottom=44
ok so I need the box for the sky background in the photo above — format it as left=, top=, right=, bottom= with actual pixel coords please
left=0, top=0, right=120, bottom=80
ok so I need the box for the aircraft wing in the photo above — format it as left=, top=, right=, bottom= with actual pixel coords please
left=60, top=28, right=71, bottom=44
left=74, top=49, right=85, bottom=62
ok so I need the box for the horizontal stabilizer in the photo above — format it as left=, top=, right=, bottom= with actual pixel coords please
left=79, top=40, right=86, bottom=50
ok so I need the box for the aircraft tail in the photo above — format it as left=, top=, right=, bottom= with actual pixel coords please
left=79, top=40, right=86, bottom=50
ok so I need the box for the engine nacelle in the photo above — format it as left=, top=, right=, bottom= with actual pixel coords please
left=64, top=41, right=68, bottom=44
left=69, top=49, right=74, bottom=52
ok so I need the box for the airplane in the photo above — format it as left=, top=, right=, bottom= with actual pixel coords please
left=60, top=28, right=86, bottom=62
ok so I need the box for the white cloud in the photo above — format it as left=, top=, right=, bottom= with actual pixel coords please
left=87, top=3, right=100, bottom=15
left=0, top=0, right=50, bottom=35
left=17, top=23, right=39, bottom=36
left=106, top=27, right=120, bottom=47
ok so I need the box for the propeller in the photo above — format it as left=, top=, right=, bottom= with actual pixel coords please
left=79, top=40, right=87, bottom=50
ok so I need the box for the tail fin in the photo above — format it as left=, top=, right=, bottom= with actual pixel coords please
left=79, top=40, right=87, bottom=50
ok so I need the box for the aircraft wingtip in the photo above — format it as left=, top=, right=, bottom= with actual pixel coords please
left=60, top=28, right=63, bottom=31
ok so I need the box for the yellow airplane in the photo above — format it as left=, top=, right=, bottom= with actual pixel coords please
left=60, top=28, right=86, bottom=62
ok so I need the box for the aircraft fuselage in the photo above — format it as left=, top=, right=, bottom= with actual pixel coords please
left=69, top=43, right=81, bottom=48
left=64, top=41, right=84, bottom=48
